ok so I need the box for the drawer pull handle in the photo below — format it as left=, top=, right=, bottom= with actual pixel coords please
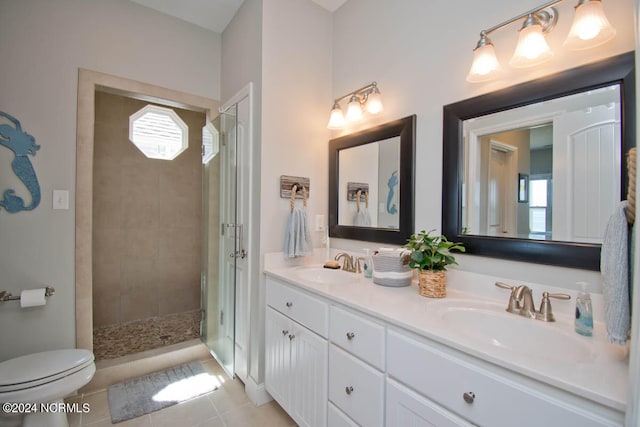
left=281, top=330, right=289, bottom=336
left=285, top=302, right=293, bottom=308
left=288, top=334, right=295, bottom=341
left=345, top=386, right=354, bottom=395
left=346, top=332, right=355, bottom=340
left=463, top=392, right=475, bottom=404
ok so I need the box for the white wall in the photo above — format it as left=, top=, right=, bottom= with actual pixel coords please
left=0, top=0, right=221, bottom=361
left=259, top=0, right=332, bottom=382
left=330, top=0, right=636, bottom=290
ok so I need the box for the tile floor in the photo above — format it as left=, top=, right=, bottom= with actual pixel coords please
left=66, top=358, right=296, bottom=427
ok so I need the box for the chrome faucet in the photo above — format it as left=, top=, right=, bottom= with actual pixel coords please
left=514, top=285, right=536, bottom=319
left=335, top=252, right=360, bottom=273
left=495, top=282, right=570, bottom=322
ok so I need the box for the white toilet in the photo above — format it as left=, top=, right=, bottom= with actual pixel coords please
left=0, top=349, right=95, bottom=427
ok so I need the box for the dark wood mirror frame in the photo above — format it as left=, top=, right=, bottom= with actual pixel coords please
left=442, top=52, right=635, bottom=270
left=329, top=115, right=416, bottom=245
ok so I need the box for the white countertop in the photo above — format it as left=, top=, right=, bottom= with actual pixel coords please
left=264, top=252, right=629, bottom=413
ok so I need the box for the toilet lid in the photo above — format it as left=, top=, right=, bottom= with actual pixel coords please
left=0, top=349, right=94, bottom=390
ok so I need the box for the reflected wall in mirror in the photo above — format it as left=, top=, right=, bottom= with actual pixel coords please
left=338, top=136, right=400, bottom=229
left=443, top=52, right=635, bottom=270
left=330, top=115, right=416, bottom=245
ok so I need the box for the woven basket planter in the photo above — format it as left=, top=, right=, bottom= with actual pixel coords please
left=418, top=270, right=447, bottom=298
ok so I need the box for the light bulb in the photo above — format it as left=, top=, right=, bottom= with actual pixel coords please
left=466, top=40, right=501, bottom=83
left=365, top=88, right=383, bottom=114
left=345, top=95, right=363, bottom=122
left=510, top=16, right=553, bottom=68
left=564, top=0, right=616, bottom=50
left=327, top=103, right=345, bottom=129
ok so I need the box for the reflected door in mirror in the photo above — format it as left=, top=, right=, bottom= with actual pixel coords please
left=462, top=84, right=621, bottom=244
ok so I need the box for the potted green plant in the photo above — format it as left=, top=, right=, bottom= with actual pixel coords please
left=402, top=229, right=465, bottom=298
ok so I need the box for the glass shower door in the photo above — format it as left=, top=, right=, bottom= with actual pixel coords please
left=201, top=105, right=237, bottom=376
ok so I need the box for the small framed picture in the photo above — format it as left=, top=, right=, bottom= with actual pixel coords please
left=518, top=173, right=529, bottom=203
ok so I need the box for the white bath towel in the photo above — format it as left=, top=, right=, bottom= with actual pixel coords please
left=600, top=200, right=631, bottom=345
left=283, top=207, right=312, bottom=258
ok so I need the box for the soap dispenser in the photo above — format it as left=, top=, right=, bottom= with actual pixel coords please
left=575, top=281, right=593, bottom=337
left=363, top=249, right=373, bottom=278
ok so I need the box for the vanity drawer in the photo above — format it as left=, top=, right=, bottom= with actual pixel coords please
left=329, top=305, right=385, bottom=370
left=266, top=278, right=328, bottom=338
left=329, top=344, right=384, bottom=427
left=387, top=330, right=618, bottom=427
left=328, top=402, right=358, bottom=427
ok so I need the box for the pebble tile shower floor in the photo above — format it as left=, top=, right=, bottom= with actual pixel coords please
left=93, top=309, right=201, bottom=360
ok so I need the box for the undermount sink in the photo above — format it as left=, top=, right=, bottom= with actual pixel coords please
left=431, top=299, right=596, bottom=364
left=293, top=266, right=357, bottom=286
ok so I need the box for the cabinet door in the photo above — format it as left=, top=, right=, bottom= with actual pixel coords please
left=387, top=378, right=473, bottom=427
left=290, top=321, right=328, bottom=427
left=265, top=307, right=291, bottom=407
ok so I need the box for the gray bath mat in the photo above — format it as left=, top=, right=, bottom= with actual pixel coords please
left=107, top=361, right=218, bottom=423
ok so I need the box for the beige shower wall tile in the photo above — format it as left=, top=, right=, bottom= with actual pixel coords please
left=158, top=286, right=200, bottom=315
left=158, top=227, right=201, bottom=259
left=92, top=262, right=121, bottom=295
left=157, top=256, right=200, bottom=291
left=120, top=260, right=160, bottom=294
left=94, top=123, right=128, bottom=160
left=121, top=229, right=159, bottom=261
left=92, top=228, right=123, bottom=265
left=121, top=289, right=158, bottom=322
left=95, top=91, right=127, bottom=125
left=93, top=295, right=121, bottom=327
left=93, top=191, right=122, bottom=229
left=120, top=192, right=159, bottom=229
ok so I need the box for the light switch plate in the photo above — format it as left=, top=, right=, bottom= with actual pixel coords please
left=53, top=190, right=69, bottom=210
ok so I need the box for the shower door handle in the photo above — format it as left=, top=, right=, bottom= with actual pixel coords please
left=226, top=223, right=247, bottom=259
left=236, top=224, right=247, bottom=259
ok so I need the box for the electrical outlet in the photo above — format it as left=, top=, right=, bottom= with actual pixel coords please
left=315, top=214, right=325, bottom=231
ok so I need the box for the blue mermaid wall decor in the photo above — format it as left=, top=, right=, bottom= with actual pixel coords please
left=0, top=112, right=41, bottom=213
left=386, top=170, right=398, bottom=215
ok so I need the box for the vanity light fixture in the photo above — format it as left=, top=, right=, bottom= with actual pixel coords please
left=466, top=0, right=616, bottom=82
left=327, top=82, right=383, bottom=129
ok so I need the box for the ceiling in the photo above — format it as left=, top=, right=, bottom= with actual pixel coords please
left=129, top=0, right=347, bottom=33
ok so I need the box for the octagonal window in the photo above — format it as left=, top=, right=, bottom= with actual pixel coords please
left=129, top=105, right=188, bottom=160
left=202, top=121, right=220, bottom=164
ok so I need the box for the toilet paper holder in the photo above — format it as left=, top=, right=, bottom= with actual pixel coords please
left=0, top=287, right=55, bottom=302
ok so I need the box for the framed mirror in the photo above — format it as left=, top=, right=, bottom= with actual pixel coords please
left=329, top=115, right=416, bottom=244
left=443, top=52, right=635, bottom=270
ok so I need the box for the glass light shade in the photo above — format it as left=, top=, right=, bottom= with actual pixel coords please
left=327, top=104, right=345, bottom=129
left=466, top=43, right=502, bottom=83
left=564, top=0, right=616, bottom=50
left=345, top=95, right=363, bottom=122
left=509, top=23, right=553, bottom=68
left=365, top=90, right=383, bottom=114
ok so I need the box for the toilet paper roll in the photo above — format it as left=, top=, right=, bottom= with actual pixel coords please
left=20, top=288, right=47, bottom=308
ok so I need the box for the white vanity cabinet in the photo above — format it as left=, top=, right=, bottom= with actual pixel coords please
left=387, top=329, right=623, bottom=427
left=263, top=270, right=625, bottom=427
left=265, top=278, right=328, bottom=427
